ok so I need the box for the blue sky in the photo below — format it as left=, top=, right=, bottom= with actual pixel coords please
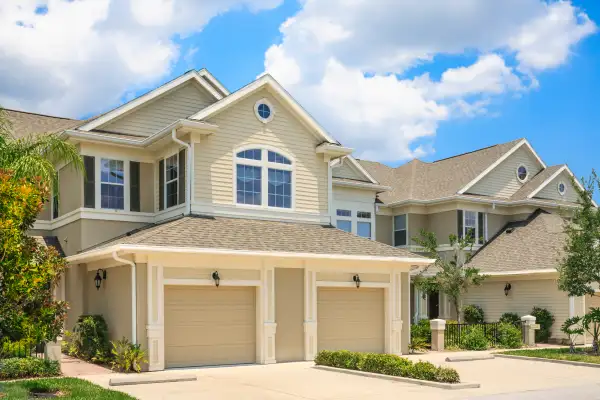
left=0, top=0, right=598, bottom=186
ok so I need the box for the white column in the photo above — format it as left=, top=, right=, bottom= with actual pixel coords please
left=146, top=264, right=164, bottom=371
left=386, top=269, right=403, bottom=355
left=259, top=266, right=277, bottom=364
left=303, top=269, right=318, bottom=360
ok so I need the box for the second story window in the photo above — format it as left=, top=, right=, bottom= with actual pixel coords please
left=100, top=159, right=124, bottom=210
left=336, top=209, right=352, bottom=233
left=235, top=148, right=293, bottom=209
left=458, top=210, right=487, bottom=245
left=165, top=154, right=178, bottom=208
left=357, top=210, right=372, bottom=240
left=394, top=214, right=407, bottom=246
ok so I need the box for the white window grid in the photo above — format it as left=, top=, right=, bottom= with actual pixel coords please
left=165, top=153, right=179, bottom=209
left=100, top=158, right=125, bottom=210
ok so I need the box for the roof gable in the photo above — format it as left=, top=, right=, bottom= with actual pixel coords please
left=333, top=156, right=378, bottom=184
left=529, top=166, right=590, bottom=205
left=78, top=70, right=223, bottom=132
left=190, top=74, right=337, bottom=144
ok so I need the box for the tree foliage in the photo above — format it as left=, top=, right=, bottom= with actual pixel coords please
left=557, top=171, right=600, bottom=297
left=0, top=171, right=67, bottom=343
left=582, top=307, right=600, bottom=354
left=560, top=316, right=585, bottom=354
left=413, top=231, right=486, bottom=322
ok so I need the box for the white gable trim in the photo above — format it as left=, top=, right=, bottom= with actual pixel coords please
left=78, top=71, right=223, bottom=132
left=527, top=165, right=595, bottom=206
left=345, top=156, right=378, bottom=184
left=198, top=69, right=230, bottom=96
left=190, top=74, right=337, bottom=144
left=458, top=139, right=547, bottom=195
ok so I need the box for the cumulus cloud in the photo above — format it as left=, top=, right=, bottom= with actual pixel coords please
left=0, top=0, right=282, bottom=117
left=263, top=0, right=596, bottom=161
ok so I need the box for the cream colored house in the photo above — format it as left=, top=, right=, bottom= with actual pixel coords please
left=9, top=69, right=431, bottom=370
left=330, top=139, right=598, bottom=344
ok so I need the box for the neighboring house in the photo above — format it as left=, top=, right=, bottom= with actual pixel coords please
left=7, top=69, right=431, bottom=371
left=331, top=139, right=598, bottom=344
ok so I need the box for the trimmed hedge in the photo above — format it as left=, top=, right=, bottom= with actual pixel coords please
left=314, top=350, right=460, bottom=383
left=0, top=357, right=61, bottom=379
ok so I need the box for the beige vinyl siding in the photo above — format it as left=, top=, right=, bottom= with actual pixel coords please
left=275, top=268, right=304, bottom=362
left=317, top=288, right=384, bottom=353
left=333, top=162, right=367, bottom=181
left=534, top=171, right=579, bottom=203
left=101, top=82, right=216, bottom=137
left=376, top=215, right=393, bottom=245
left=140, top=162, right=154, bottom=213
left=468, top=146, right=543, bottom=198
left=463, top=278, right=569, bottom=340
left=194, top=89, right=328, bottom=214
left=164, top=286, right=256, bottom=368
left=428, top=211, right=457, bottom=245
left=58, top=162, right=82, bottom=216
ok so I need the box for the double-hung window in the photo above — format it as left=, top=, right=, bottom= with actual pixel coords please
left=458, top=210, right=487, bottom=245
left=100, top=159, right=124, bottom=210
left=357, top=211, right=372, bottom=239
left=235, top=148, right=293, bottom=209
left=394, top=214, right=407, bottom=246
left=165, top=154, right=178, bottom=208
left=336, top=209, right=352, bottom=233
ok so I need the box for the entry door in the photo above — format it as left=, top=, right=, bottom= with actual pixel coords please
left=428, top=291, right=440, bottom=319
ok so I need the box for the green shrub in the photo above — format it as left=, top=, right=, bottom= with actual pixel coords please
left=0, top=357, right=60, bottom=379
left=499, top=312, right=521, bottom=326
left=110, top=337, right=147, bottom=373
left=435, top=366, right=460, bottom=383
left=314, top=350, right=460, bottom=383
left=72, top=315, right=111, bottom=363
left=463, top=305, right=485, bottom=324
left=0, top=339, right=35, bottom=359
left=531, top=307, right=555, bottom=343
left=496, top=323, right=522, bottom=349
left=408, top=337, right=428, bottom=354
left=410, top=319, right=431, bottom=343
left=460, top=326, right=489, bottom=350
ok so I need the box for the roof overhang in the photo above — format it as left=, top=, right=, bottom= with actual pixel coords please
left=316, top=143, right=353, bottom=159
left=66, top=244, right=435, bottom=266
left=332, top=178, right=391, bottom=192
left=383, top=195, right=582, bottom=209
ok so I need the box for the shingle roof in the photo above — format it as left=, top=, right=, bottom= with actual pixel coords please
left=358, top=139, right=523, bottom=204
left=3, top=109, right=81, bottom=139
left=510, top=165, right=564, bottom=201
left=86, top=214, right=426, bottom=260
left=467, top=210, right=566, bottom=273
left=32, top=236, right=65, bottom=257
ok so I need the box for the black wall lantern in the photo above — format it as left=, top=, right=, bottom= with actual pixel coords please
left=353, top=274, right=361, bottom=289
left=504, top=283, right=512, bottom=296
left=94, top=269, right=107, bottom=290
left=212, top=271, right=221, bottom=287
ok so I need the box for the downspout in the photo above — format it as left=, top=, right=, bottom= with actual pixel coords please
left=171, top=128, right=192, bottom=215
left=113, top=252, right=137, bottom=345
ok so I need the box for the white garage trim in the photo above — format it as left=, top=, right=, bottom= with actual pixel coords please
left=316, top=281, right=390, bottom=288
left=163, top=278, right=261, bottom=287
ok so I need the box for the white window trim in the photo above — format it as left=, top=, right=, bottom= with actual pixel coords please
left=462, top=210, right=487, bottom=245
left=516, top=164, right=529, bottom=183
left=254, top=98, right=275, bottom=124
left=164, top=152, right=179, bottom=209
left=557, top=180, right=567, bottom=196
left=98, top=158, right=128, bottom=211
left=233, top=146, right=295, bottom=211
left=393, top=214, right=408, bottom=247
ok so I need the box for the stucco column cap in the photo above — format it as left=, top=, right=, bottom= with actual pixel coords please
left=430, top=319, right=446, bottom=330
left=521, top=315, right=536, bottom=324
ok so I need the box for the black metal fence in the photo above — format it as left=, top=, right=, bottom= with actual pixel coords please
left=0, top=339, right=46, bottom=359
left=445, top=322, right=522, bottom=347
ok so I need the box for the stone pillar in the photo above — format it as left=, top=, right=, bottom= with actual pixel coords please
left=45, top=337, right=62, bottom=363
left=521, top=315, right=537, bottom=347
left=430, top=319, right=446, bottom=351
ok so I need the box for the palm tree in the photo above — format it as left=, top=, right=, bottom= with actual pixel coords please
left=0, top=107, right=83, bottom=186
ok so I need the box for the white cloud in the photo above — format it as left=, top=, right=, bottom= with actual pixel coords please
left=0, top=0, right=282, bottom=117
left=263, top=0, right=596, bottom=162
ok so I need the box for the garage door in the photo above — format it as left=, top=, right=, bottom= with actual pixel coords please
left=317, top=287, right=384, bottom=353
left=164, top=286, right=256, bottom=368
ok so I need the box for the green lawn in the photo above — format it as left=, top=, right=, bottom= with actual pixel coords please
left=0, top=377, right=136, bottom=399
left=501, top=348, right=600, bottom=364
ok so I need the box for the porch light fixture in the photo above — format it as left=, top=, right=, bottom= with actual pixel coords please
left=353, top=274, right=361, bottom=289
left=94, top=269, right=107, bottom=291
left=212, top=271, right=221, bottom=287
left=504, top=283, right=512, bottom=296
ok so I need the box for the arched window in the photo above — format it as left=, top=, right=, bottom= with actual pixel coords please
left=235, top=148, right=293, bottom=209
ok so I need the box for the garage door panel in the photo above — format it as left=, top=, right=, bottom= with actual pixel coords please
left=165, top=286, right=256, bottom=368
left=317, top=288, right=384, bottom=353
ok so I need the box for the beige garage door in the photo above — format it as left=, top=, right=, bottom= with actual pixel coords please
left=164, top=286, right=256, bottom=368
left=317, top=287, right=384, bottom=353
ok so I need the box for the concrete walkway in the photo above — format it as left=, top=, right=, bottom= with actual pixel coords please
left=61, top=354, right=112, bottom=377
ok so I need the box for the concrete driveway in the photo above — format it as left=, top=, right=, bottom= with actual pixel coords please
left=81, top=351, right=600, bottom=400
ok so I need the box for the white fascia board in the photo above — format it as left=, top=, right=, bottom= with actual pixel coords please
left=527, top=166, right=568, bottom=199
left=385, top=194, right=581, bottom=209
left=481, top=269, right=557, bottom=276
left=78, top=71, right=223, bottom=132
left=198, top=68, right=230, bottom=96
left=458, top=139, right=547, bottom=195
left=316, top=143, right=353, bottom=158
left=189, top=74, right=338, bottom=144
left=332, top=178, right=391, bottom=192
left=66, top=244, right=434, bottom=265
